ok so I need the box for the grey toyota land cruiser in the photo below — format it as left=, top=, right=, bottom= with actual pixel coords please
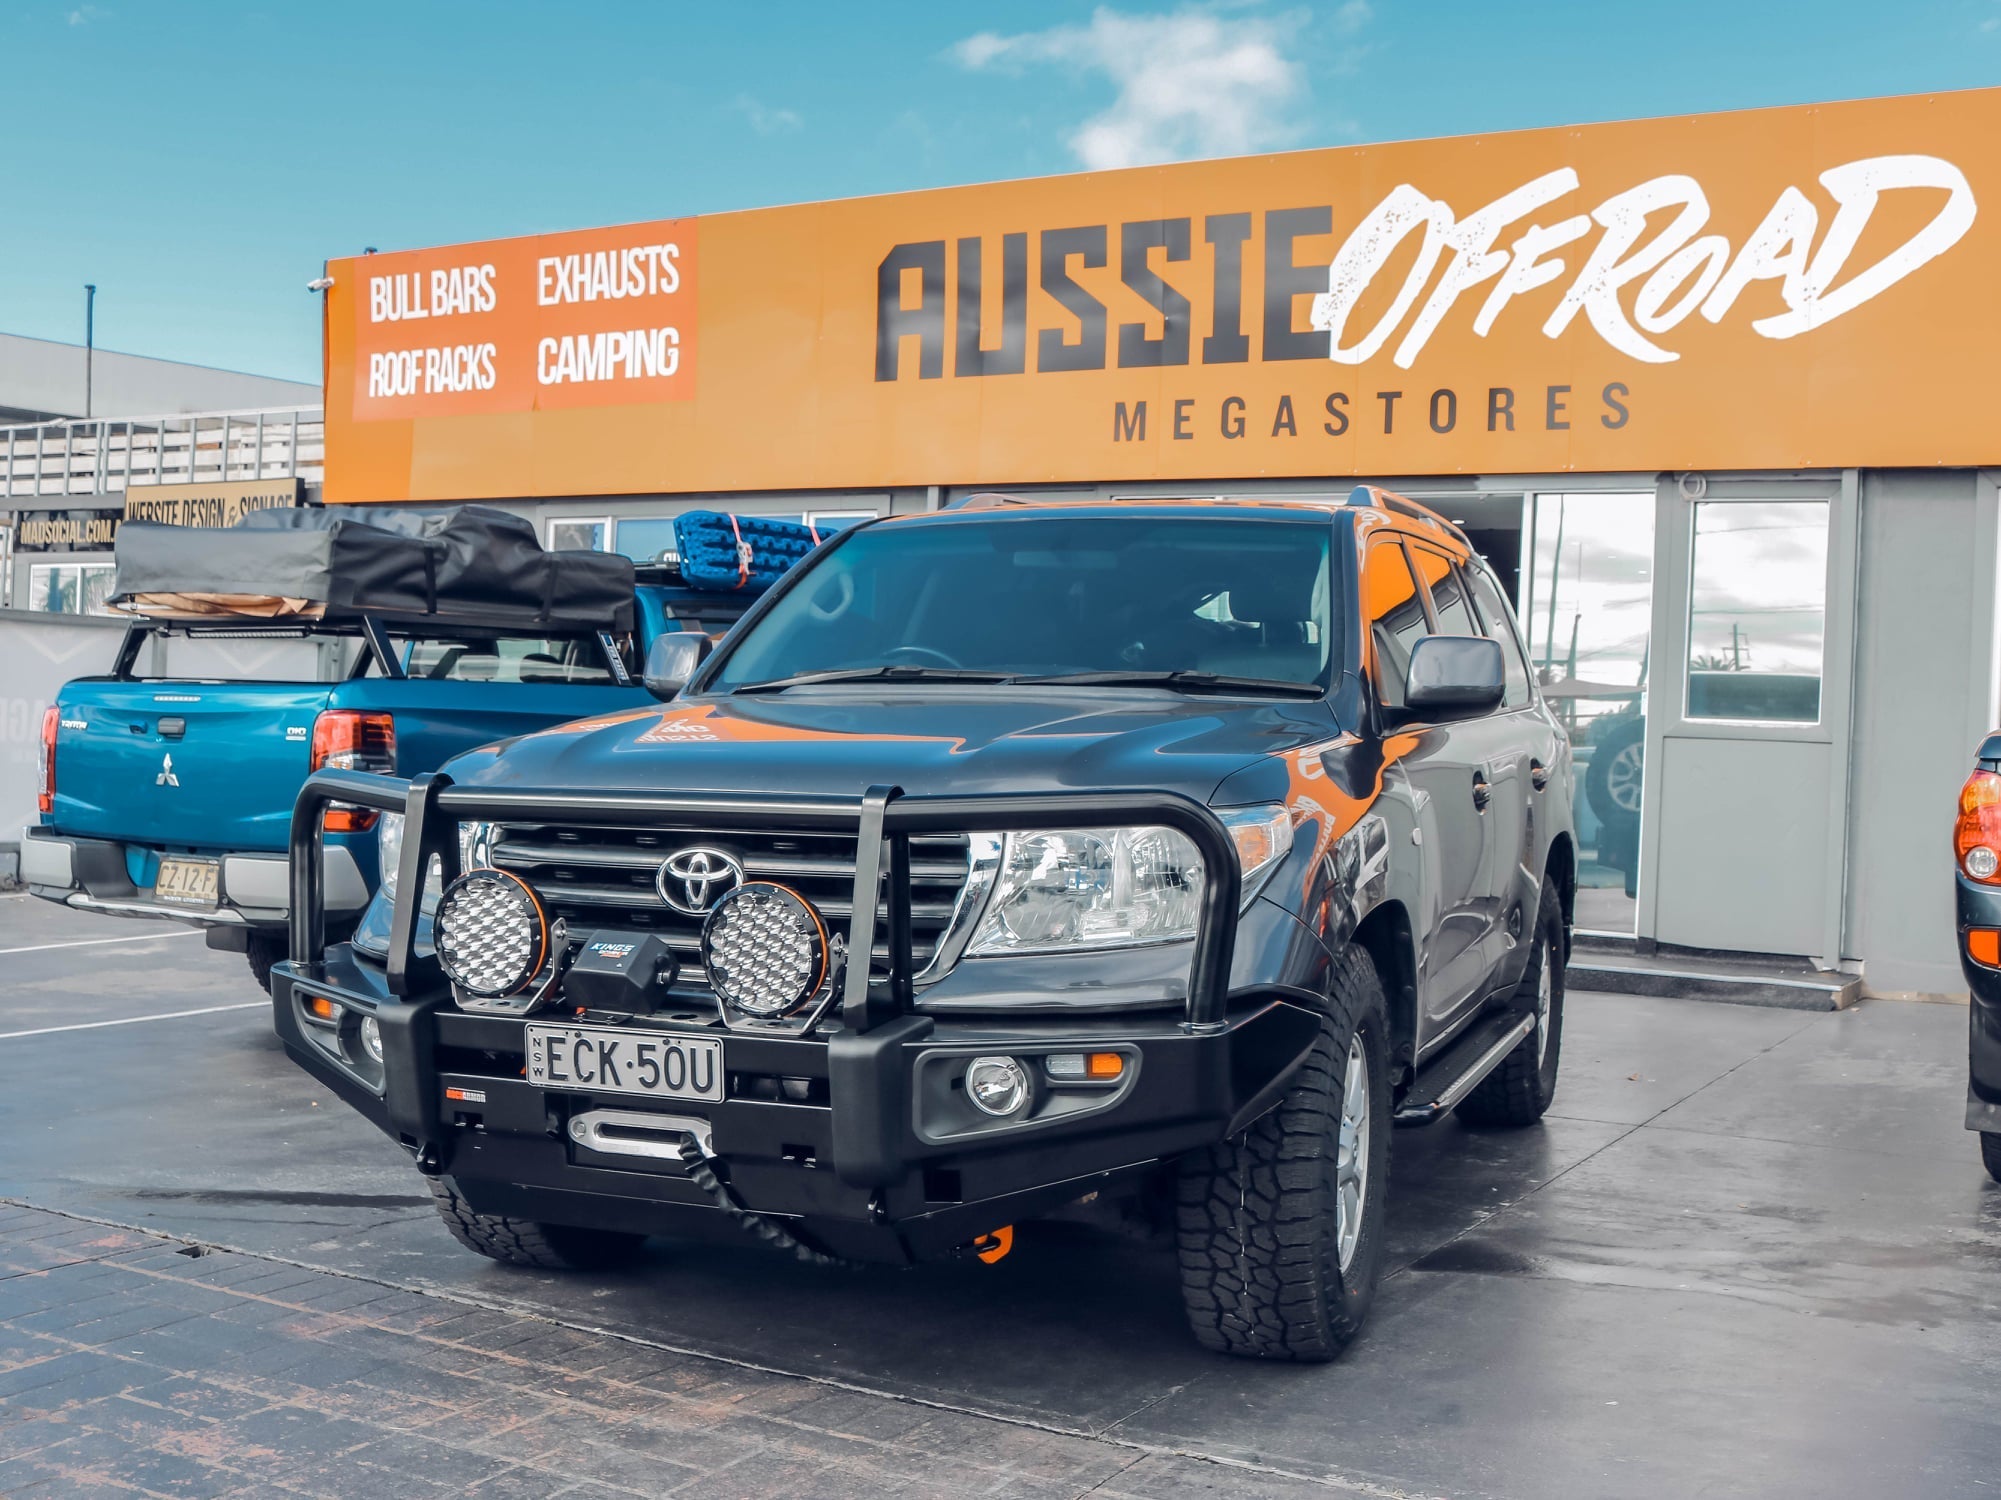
left=273, top=486, right=1575, bottom=1361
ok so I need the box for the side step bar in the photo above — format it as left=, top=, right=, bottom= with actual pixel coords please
left=1393, top=1011, right=1534, bottom=1127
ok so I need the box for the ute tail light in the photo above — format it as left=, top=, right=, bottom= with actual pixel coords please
left=1955, top=769, right=2001, bottom=882
left=310, top=710, right=395, bottom=832
left=36, top=705, right=58, bottom=815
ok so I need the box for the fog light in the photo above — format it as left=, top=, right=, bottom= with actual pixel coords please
left=435, top=869, right=548, bottom=1000
left=360, top=1014, right=383, bottom=1063
left=966, top=1055, right=1030, bottom=1117
left=701, top=882, right=829, bottom=1019
left=1971, top=846, right=1999, bottom=879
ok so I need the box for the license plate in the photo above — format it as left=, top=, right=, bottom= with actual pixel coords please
left=526, top=1023, right=722, bottom=1103
left=154, top=855, right=220, bottom=910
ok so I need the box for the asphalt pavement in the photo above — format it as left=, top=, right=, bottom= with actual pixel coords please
left=2, top=892, right=1998, bottom=1498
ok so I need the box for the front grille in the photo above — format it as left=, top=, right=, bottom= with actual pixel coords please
left=489, top=823, right=973, bottom=1000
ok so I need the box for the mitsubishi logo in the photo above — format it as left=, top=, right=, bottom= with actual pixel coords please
left=156, top=753, right=179, bottom=788
left=655, top=847, right=743, bottom=915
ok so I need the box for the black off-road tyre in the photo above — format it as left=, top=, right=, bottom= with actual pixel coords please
left=1982, top=1132, right=2001, bottom=1184
left=1175, top=943, right=1392, bottom=1362
left=1457, top=875, right=1565, bottom=1128
left=246, top=932, right=285, bottom=995
left=426, top=1178, right=646, bottom=1270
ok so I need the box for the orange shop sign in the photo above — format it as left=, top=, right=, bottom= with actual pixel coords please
left=322, top=87, right=2001, bottom=503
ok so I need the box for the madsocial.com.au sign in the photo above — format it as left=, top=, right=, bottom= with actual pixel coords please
left=322, top=87, right=2001, bottom=502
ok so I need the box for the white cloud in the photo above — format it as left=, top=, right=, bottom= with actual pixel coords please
left=950, top=6, right=1317, bottom=171
left=1332, top=0, right=1371, bottom=33
left=735, top=95, right=802, bottom=136
left=67, top=5, right=106, bottom=23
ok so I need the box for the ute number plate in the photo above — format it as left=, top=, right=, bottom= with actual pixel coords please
left=154, top=855, right=220, bottom=911
left=525, top=1024, right=722, bottom=1103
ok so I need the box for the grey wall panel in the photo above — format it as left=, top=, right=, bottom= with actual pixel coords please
left=1654, top=736, right=1831, bottom=956
left=0, top=611, right=126, bottom=849
left=0, top=333, right=315, bottom=419
left=1845, top=469, right=1986, bottom=997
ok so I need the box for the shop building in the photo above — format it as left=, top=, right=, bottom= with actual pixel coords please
left=11, top=86, right=1998, bottom=996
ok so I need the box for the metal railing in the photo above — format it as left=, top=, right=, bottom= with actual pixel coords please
left=0, top=406, right=323, bottom=499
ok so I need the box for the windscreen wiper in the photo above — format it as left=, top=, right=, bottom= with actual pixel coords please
left=731, top=665, right=1020, bottom=693
left=1012, top=670, right=1325, bottom=698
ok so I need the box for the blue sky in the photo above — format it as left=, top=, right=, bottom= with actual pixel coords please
left=4, top=0, right=1997, bottom=384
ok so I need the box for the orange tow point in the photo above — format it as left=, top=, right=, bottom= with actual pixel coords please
left=973, top=1226, right=1014, bottom=1264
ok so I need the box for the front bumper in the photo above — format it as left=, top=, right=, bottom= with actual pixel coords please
left=1954, top=873, right=2001, bottom=1132
left=23, top=826, right=367, bottom=930
left=272, top=948, right=1321, bottom=1263
left=275, top=768, right=1324, bottom=1263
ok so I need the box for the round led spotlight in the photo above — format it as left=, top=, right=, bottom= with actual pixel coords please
left=965, top=1056, right=1030, bottom=1118
left=359, top=1014, right=384, bottom=1064
left=701, top=881, right=829, bottom=1019
left=435, top=869, right=548, bottom=1000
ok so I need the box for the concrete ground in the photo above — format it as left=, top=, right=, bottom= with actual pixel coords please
left=1, top=893, right=1997, bottom=1499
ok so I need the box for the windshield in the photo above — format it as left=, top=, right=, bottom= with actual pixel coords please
left=707, top=513, right=1335, bottom=692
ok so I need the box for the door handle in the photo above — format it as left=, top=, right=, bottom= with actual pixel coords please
left=1471, top=772, right=1491, bottom=812
left=158, top=717, right=187, bottom=740
left=1530, top=757, right=1549, bottom=792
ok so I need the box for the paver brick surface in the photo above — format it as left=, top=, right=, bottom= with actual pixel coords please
left=0, top=1205, right=1323, bottom=1499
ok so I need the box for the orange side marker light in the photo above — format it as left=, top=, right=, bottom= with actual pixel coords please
left=1968, top=928, right=2001, bottom=967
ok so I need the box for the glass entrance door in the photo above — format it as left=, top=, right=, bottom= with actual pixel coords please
left=1523, top=492, right=1656, bottom=934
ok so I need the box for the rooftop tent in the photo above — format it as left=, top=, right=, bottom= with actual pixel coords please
left=110, top=504, right=635, bottom=632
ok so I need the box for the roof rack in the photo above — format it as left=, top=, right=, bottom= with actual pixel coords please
left=1345, top=485, right=1473, bottom=549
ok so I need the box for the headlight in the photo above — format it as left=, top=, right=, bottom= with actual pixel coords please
left=377, top=815, right=497, bottom=903
left=459, top=820, right=499, bottom=870
left=377, top=812, right=404, bottom=900
left=963, top=805, right=1292, bottom=958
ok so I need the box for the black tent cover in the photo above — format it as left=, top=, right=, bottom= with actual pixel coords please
left=112, top=504, right=634, bottom=633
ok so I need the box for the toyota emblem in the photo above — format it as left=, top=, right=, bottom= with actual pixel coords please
left=655, top=847, right=744, bottom=914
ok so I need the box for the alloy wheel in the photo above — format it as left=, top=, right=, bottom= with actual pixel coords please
left=1335, top=1035, right=1371, bottom=1273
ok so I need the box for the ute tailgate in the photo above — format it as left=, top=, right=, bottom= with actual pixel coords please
left=50, top=680, right=335, bottom=853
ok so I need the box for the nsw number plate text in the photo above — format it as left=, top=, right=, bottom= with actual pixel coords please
left=526, top=1024, right=722, bottom=1103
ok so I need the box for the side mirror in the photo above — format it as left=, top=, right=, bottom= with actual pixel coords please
left=642, top=632, right=712, bottom=701
left=1405, top=635, right=1505, bottom=719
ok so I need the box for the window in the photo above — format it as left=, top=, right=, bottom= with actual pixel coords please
left=1686, top=500, right=1828, bottom=723
left=1407, top=545, right=1480, bottom=636
left=711, top=514, right=1334, bottom=691
left=613, top=517, right=679, bottom=564
left=1363, top=538, right=1427, bottom=709
left=27, top=563, right=116, bottom=616
left=1465, top=564, right=1533, bottom=709
left=547, top=518, right=612, bottom=553
left=404, top=635, right=617, bottom=685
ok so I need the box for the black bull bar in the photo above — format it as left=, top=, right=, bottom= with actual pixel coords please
left=287, top=768, right=1243, bottom=1033
left=278, top=770, right=1329, bottom=1226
